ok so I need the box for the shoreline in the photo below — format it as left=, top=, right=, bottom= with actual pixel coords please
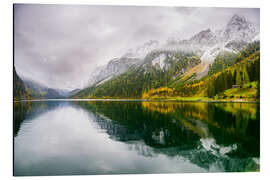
left=14, top=98, right=259, bottom=103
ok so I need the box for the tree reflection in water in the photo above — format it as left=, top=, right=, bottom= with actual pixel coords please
left=77, top=101, right=260, bottom=172
left=14, top=101, right=259, bottom=173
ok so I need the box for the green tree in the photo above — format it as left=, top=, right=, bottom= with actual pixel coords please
left=241, top=66, right=250, bottom=85
left=235, top=70, right=242, bottom=86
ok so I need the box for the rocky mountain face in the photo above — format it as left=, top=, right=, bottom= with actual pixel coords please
left=189, top=28, right=218, bottom=47
left=88, top=57, right=141, bottom=86
left=88, top=40, right=162, bottom=87
left=141, top=50, right=199, bottom=73
left=87, top=14, right=259, bottom=88
left=223, top=14, right=257, bottom=42
left=185, top=14, right=259, bottom=62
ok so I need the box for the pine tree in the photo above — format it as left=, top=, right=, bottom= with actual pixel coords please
left=208, top=80, right=215, bottom=97
left=235, top=70, right=242, bottom=86
left=241, top=66, right=250, bottom=85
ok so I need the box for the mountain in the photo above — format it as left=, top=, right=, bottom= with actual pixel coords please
left=74, top=14, right=259, bottom=100
left=189, top=28, right=218, bottom=47
left=142, top=41, right=260, bottom=101
left=124, top=40, right=160, bottom=58
left=14, top=70, right=79, bottom=99
left=87, top=40, right=161, bottom=87
left=223, top=14, right=257, bottom=42
left=22, top=79, right=63, bottom=99
left=14, top=67, right=29, bottom=100
left=74, top=50, right=201, bottom=98
left=191, top=14, right=258, bottom=62
left=88, top=57, right=140, bottom=86
left=14, top=67, right=63, bottom=100
left=86, top=14, right=259, bottom=89
left=54, top=89, right=70, bottom=97
left=161, top=14, right=259, bottom=80
left=66, top=88, right=81, bottom=97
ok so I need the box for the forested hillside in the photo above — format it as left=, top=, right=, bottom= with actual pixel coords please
left=14, top=68, right=66, bottom=100
left=14, top=67, right=30, bottom=101
left=142, top=41, right=260, bottom=101
left=73, top=41, right=259, bottom=101
left=74, top=51, right=201, bottom=98
left=23, top=80, right=63, bottom=99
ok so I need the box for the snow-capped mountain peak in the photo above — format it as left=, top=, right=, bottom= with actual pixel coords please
left=189, top=28, right=217, bottom=47
left=192, top=14, right=258, bottom=63
left=87, top=14, right=259, bottom=87
left=223, top=14, right=257, bottom=42
left=227, top=14, right=251, bottom=28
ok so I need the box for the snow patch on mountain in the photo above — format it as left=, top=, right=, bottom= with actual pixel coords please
left=200, top=44, right=220, bottom=62
left=124, top=40, right=160, bottom=59
left=88, top=56, right=142, bottom=86
left=190, top=14, right=258, bottom=63
left=96, top=76, right=113, bottom=86
left=189, top=28, right=218, bottom=47
left=252, top=34, right=260, bottom=41
left=152, top=53, right=166, bottom=69
left=87, top=40, right=162, bottom=86
left=222, top=14, right=257, bottom=42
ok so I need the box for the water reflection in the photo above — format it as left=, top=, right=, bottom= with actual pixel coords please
left=14, top=101, right=259, bottom=175
left=14, top=101, right=60, bottom=136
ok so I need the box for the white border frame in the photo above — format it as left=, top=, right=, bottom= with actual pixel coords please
left=1, top=0, right=269, bottom=180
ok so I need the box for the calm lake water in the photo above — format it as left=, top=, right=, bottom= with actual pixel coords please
left=13, top=100, right=260, bottom=176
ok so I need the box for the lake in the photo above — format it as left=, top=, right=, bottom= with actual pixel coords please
left=13, top=100, right=260, bottom=176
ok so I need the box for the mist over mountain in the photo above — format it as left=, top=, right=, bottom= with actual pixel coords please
left=86, top=14, right=259, bottom=88
left=16, top=76, right=77, bottom=99
left=14, top=67, right=29, bottom=100
left=14, top=11, right=259, bottom=100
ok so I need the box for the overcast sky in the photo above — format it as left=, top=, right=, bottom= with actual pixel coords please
left=14, top=4, right=259, bottom=91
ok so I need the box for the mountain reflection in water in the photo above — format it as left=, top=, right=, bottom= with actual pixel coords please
left=14, top=101, right=260, bottom=176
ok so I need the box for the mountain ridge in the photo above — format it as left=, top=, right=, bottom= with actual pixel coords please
left=85, top=14, right=259, bottom=89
